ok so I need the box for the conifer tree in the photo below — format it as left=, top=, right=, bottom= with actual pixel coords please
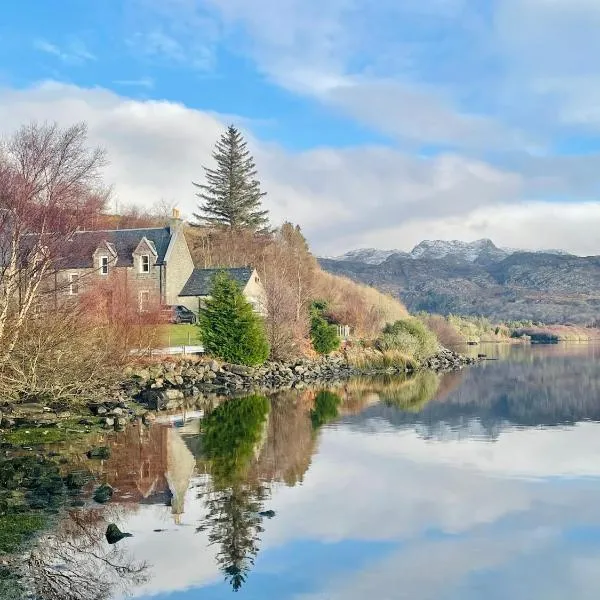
left=199, top=272, right=270, bottom=366
left=193, top=125, right=270, bottom=231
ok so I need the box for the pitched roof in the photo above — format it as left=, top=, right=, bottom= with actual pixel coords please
left=56, top=227, right=172, bottom=269
left=179, top=267, right=253, bottom=297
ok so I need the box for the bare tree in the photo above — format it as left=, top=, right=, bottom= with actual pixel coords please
left=0, top=121, right=108, bottom=368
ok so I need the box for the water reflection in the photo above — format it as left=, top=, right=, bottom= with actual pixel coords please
left=6, top=343, right=600, bottom=599
left=197, top=395, right=272, bottom=591
left=29, top=507, right=148, bottom=600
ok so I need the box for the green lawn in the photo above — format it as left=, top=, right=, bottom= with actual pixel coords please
left=160, top=324, right=202, bottom=346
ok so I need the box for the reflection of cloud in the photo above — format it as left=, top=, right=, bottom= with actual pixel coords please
left=121, top=477, right=222, bottom=598
left=106, top=413, right=600, bottom=598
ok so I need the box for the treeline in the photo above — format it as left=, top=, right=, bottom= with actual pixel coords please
left=417, top=312, right=600, bottom=346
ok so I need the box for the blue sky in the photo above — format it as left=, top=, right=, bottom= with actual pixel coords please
left=2, top=0, right=600, bottom=254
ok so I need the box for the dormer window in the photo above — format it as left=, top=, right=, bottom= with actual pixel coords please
left=100, top=256, right=109, bottom=275
left=140, top=255, right=150, bottom=273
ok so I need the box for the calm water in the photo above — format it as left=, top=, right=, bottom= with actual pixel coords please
left=12, top=343, right=600, bottom=599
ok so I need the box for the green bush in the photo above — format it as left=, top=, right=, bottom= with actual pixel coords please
left=199, top=271, right=270, bottom=366
left=376, top=318, right=438, bottom=361
left=309, top=301, right=341, bottom=355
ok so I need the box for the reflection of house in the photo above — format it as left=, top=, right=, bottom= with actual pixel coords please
left=104, top=424, right=195, bottom=521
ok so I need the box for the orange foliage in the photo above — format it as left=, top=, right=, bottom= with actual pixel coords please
left=186, top=222, right=408, bottom=358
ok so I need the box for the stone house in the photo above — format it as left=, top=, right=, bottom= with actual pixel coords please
left=178, top=266, right=267, bottom=314
left=51, top=210, right=266, bottom=315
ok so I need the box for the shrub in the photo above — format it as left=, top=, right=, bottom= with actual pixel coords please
left=309, top=302, right=341, bottom=355
left=376, top=318, right=438, bottom=361
left=199, top=271, right=270, bottom=366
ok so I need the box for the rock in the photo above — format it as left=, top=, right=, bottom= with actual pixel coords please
left=259, top=510, right=276, bottom=519
left=114, top=417, right=128, bottom=431
left=209, top=360, right=220, bottom=372
left=142, top=412, right=156, bottom=426
left=141, top=390, right=168, bottom=411
left=86, top=446, right=111, bottom=460
left=65, top=471, right=90, bottom=489
left=105, top=523, right=133, bottom=544
left=93, top=483, right=114, bottom=504
left=165, top=389, right=184, bottom=400
left=110, top=407, right=124, bottom=416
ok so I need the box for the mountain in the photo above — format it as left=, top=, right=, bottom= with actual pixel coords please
left=329, top=248, right=406, bottom=264
left=331, top=239, right=572, bottom=265
left=320, top=240, right=600, bottom=324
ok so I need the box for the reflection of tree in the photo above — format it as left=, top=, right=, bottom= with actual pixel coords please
left=250, top=392, right=317, bottom=487
left=310, top=391, right=342, bottom=429
left=379, top=371, right=441, bottom=412
left=28, top=507, right=148, bottom=600
left=198, top=482, right=268, bottom=591
left=198, top=395, right=271, bottom=592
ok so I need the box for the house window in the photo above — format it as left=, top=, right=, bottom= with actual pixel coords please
left=100, top=256, right=109, bottom=275
left=139, top=290, right=150, bottom=312
left=69, top=273, right=79, bottom=296
left=140, top=255, right=150, bottom=273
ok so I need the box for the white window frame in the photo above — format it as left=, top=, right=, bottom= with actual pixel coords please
left=139, top=290, right=150, bottom=312
left=100, top=255, right=109, bottom=275
left=69, top=273, right=80, bottom=296
left=140, top=255, right=150, bottom=273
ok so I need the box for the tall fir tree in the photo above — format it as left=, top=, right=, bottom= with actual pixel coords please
left=199, top=271, right=270, bottom=366
left=193, top=125, right=270, bottom=231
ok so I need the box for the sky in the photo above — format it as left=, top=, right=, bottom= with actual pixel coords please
left=2, top=0, right=600, bottom=255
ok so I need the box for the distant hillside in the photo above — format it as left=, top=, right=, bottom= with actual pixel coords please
left=320, top=239, right=600, bottom=324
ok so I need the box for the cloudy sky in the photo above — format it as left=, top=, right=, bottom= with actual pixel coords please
left=2, top=0, right=600, bottom=254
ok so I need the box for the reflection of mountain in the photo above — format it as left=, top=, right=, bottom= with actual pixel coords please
left=340, top=351, right=600, bottom=438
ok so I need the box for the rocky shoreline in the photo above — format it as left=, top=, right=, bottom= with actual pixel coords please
left=129, top=348, right=476, bottom=413
left=0, top=349, right=477, bottom=430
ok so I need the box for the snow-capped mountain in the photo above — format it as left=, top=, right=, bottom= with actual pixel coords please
left=409, top=239, right=509, bottom=262
left=329, top=239, right=573, bottom=265
left=329, top=248, right=407, bottom=265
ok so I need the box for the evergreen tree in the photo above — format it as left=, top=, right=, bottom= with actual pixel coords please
left=193, top=125, right=270, bottom=231
left=199, top=272, right=270, bottom=366
left=309, top=301, right=341, bottom=355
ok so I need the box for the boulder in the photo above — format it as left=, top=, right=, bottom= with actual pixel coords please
left=141, top=390, right=168, bottom=411
left=142, top=412, right=156, bottom=426
left=93, top=483, right=114, bottom=504
left=106, top=523, right=133, bottom=544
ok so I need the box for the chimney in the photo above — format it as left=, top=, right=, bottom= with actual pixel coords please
left=169, top=207, right=183, bottom=234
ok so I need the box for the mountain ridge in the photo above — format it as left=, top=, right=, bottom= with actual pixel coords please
left=328, top=238, right=576, bottom=265
left=320, top=239, right=600, bottom=324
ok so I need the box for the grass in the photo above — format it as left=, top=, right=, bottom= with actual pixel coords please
left=0, top=513, right=47, bottom=554
left=2, top=418, right=104, bottom=447
left=347, top=347, right=418, bottom=371
left=159, top=324, right=202, bottom=346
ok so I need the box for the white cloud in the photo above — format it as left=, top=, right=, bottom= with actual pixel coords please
left=1, top=81, right=600, bottom=255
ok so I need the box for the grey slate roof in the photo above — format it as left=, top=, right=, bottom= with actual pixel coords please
left=56, top=228, right=172, bottom=269
left=180, top=267, right=253, bottom=297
